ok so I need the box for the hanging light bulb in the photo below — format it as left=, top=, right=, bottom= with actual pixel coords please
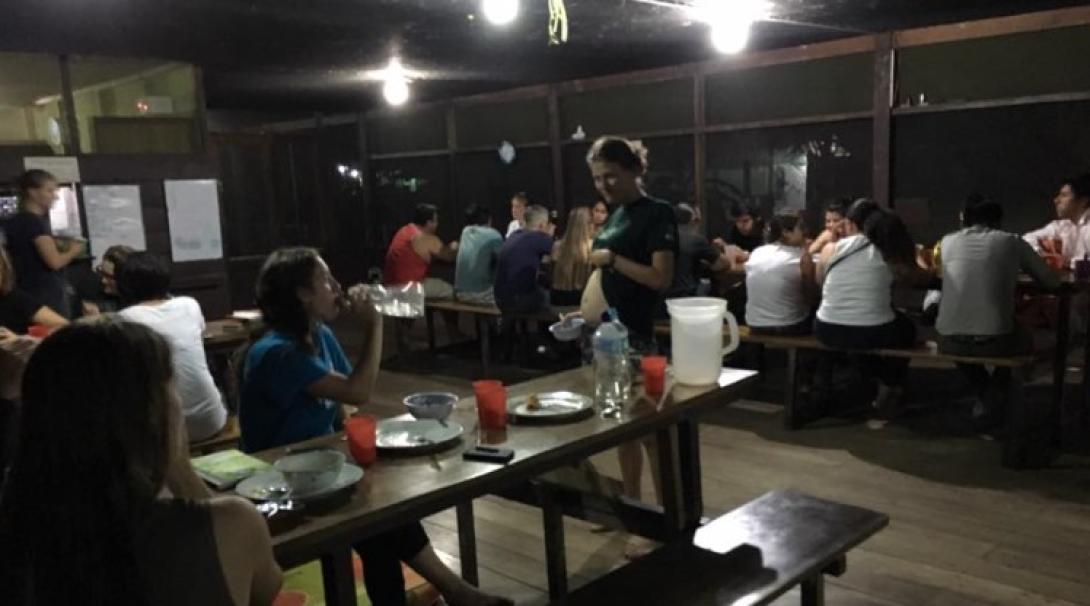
left=381, top=57, right=410, bottom=106
left=690, top=0, right=768, bottom=55
left=481, top=0, right=519, bottom=25
left=710, top=20, right=751, bottom=54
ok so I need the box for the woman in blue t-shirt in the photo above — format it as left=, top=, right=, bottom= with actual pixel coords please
left=240, top=247, right=511, bottom=606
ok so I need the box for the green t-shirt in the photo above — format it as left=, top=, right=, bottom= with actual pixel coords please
left=592, top=196, right=679, bottom=338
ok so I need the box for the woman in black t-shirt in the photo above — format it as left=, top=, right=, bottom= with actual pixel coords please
left=2, top=170, right=85, bottom=318
left=586, top=137, right=678, bottom=554
left=0, top=246, right=66, bottom=335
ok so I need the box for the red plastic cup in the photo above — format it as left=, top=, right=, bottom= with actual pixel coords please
left=345, top=415, right=378, bottom=466
left=26, top=324, right=50, bottom=339
left=641, top=356, right=667, bottom=396
left=472, top=380, right=507, bottom=430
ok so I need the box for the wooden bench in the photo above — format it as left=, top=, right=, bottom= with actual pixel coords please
left=556, top=490, right=888, bottom=606
left=189, top=415, right=241, bottom=455
left=654, top=324, right=1041, bottom=467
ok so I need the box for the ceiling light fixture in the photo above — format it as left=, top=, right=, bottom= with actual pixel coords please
left=688, top=0, right=769, bottom=54
left=481, top=0, right=519, bottom=26
left=380, top=57, right=410, bottom=106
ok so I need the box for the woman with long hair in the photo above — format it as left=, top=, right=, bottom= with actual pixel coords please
left=240, top=247, right=511, bottom=606
left=551, top=206, right=594, bottom=307
left=744, top=212, right=816, bottom=335
left=814, top=198, right=928, bottom=414
left=0, top=318, right=283, bottom=605
left=2, top=170, right=85, bottom=317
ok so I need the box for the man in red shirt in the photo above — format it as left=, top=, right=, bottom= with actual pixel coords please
left=384, top=204, right=463, bottom=343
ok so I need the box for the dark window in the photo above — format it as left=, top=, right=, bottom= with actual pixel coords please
left=560, top=78, right=694, bottom=137
left=367, top=107, right=447, bottom=154
left=455, top=98, right=548, bottom=148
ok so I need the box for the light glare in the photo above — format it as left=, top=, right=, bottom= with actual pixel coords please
left=481, top=0, right=519, bottom=25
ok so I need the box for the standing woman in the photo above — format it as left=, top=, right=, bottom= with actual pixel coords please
left=3, top=170, right=84, bottom=318
left=550, top=206, right=594, bottom=307
left=586, top=137, right=678, bottom=532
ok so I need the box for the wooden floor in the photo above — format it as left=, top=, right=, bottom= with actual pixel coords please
left=365, top=366, right=1090, bottom=606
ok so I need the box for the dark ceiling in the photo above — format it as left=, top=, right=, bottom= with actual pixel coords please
left=1, top=0, right=1086, bottom=112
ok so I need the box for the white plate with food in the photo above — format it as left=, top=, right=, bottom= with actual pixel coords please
left=508, top=391, right=594, bottom=423
left=376, top=418, right=464, bottom=452
left=236, top=464, right=363, bottom=502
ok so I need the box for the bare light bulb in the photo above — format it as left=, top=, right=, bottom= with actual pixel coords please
left=711, top=21, right=751, bottom=54
left=380, top=57, right=411, bottom=106
left=481, top=0, right=519, bottom=25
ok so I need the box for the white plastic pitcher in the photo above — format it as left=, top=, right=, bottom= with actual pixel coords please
left=666, top=297, right=740, bottom=386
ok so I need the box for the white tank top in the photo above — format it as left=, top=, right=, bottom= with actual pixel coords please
left=816, top=234, right=895, bottom=326
left=744, top=243, right=810, bottom=328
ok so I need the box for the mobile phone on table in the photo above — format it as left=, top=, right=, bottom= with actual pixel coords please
left=462, top=446, right=515, bottom=464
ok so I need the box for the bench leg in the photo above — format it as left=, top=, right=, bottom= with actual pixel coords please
left=426, top=308, right=437, bottom=352
left=800, top=574, right=825, bottom=606
left=783, top=347, right=801, bottom=430
left=456, top=502, right=479, bottom=585
left=475, top=316, right=491, bottom=376
left=539, top=484, right=569, bottom=600
left=676, top=416, right=703, bottom=530
left=321, top=547, right=359, bottom=606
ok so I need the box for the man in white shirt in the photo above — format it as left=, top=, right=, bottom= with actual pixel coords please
left=1023, top=174, right=1090, bottom=266
left=505, top=192, right=529, bottom=238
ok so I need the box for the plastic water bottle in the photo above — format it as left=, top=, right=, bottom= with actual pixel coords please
left=593, top=309, right=631, bottom=413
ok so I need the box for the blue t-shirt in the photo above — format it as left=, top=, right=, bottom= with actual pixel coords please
left=239, top=324, right=352, bottom=452
left=493, top=229, right=554, bottom=306
left=454, top=225, right=503, bottom=294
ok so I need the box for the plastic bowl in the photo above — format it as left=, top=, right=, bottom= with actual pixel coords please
left=549, top=317, right=585, bottom=342
left=403, top=392, right=459, bottom=421
left=273, top=450, right=345, bottom=494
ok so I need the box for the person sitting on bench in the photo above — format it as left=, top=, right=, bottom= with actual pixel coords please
left=454, top=204, right=503, bottom=307
left=494, top=205, right=555, bottom=315
left=745, top=212, right=817, bottom=336
left=550, top=207, right=594, bottom=307
left=937, top=195, right=1059, bottom=424
left=814, top=199, right=929, bottom=416
left=384, top=203, right=462, bottom=342
left=667, top=203, right=730, bottom=300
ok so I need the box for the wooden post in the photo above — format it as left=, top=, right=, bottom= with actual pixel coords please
left=693, top=74, right=707, bottom=231
left=57, top=55, right=81, bottom=154
left=872, top=33, right=895, bottom=207
left=547, top=87, right=566, bottom=212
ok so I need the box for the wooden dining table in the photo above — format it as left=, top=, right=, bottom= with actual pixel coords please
left=229, top=365, right=758, bottom=606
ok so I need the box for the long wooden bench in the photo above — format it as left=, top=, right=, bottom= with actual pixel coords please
left=556, top=490, right=888, bottom=606
left=655, top=323, right=1042, bottom=467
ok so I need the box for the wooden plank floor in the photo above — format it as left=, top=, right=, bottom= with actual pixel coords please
left=366, top=367, right=1090, bottom=606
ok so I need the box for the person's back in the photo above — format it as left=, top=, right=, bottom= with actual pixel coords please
left=494, top=207, right=555, bottom=313
left=135, top=497, right=277, bottom=606
left=671, top=228, right=718, bottom=297
left=745, top=243, right=809, bottom=328
left=120, top=296, right=227, bottom=441
left=817, top=234, right=894, bottom=327
left=455, top=224, right=502, bottom=294
left=938, top=227, right=1021, bottom=336
left=384, top=223, right=428, bottom=285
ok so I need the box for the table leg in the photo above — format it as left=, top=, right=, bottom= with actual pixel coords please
left=1083, top=320, right=1090, bottom=430
left=538, top=484, right=569, bottom=600
left=675, top=416, right=703, bottom=529
left=456, top=502, right=479, bottom=585
left=783, top=347, right=800, bottom=430
left=426, top=308, right=437, bottom=352
left=320, top=548, right=358, bottom=606
left=800, top=574, right=825, bottom=606
left=655, top=426, right=684, bottom=538
left=1052, top=293, right=1071, bottom=445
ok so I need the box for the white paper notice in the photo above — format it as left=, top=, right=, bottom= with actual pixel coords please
left=164, top=179, right=223, bottom=262
left=83, top=185, right=146, bottom=259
